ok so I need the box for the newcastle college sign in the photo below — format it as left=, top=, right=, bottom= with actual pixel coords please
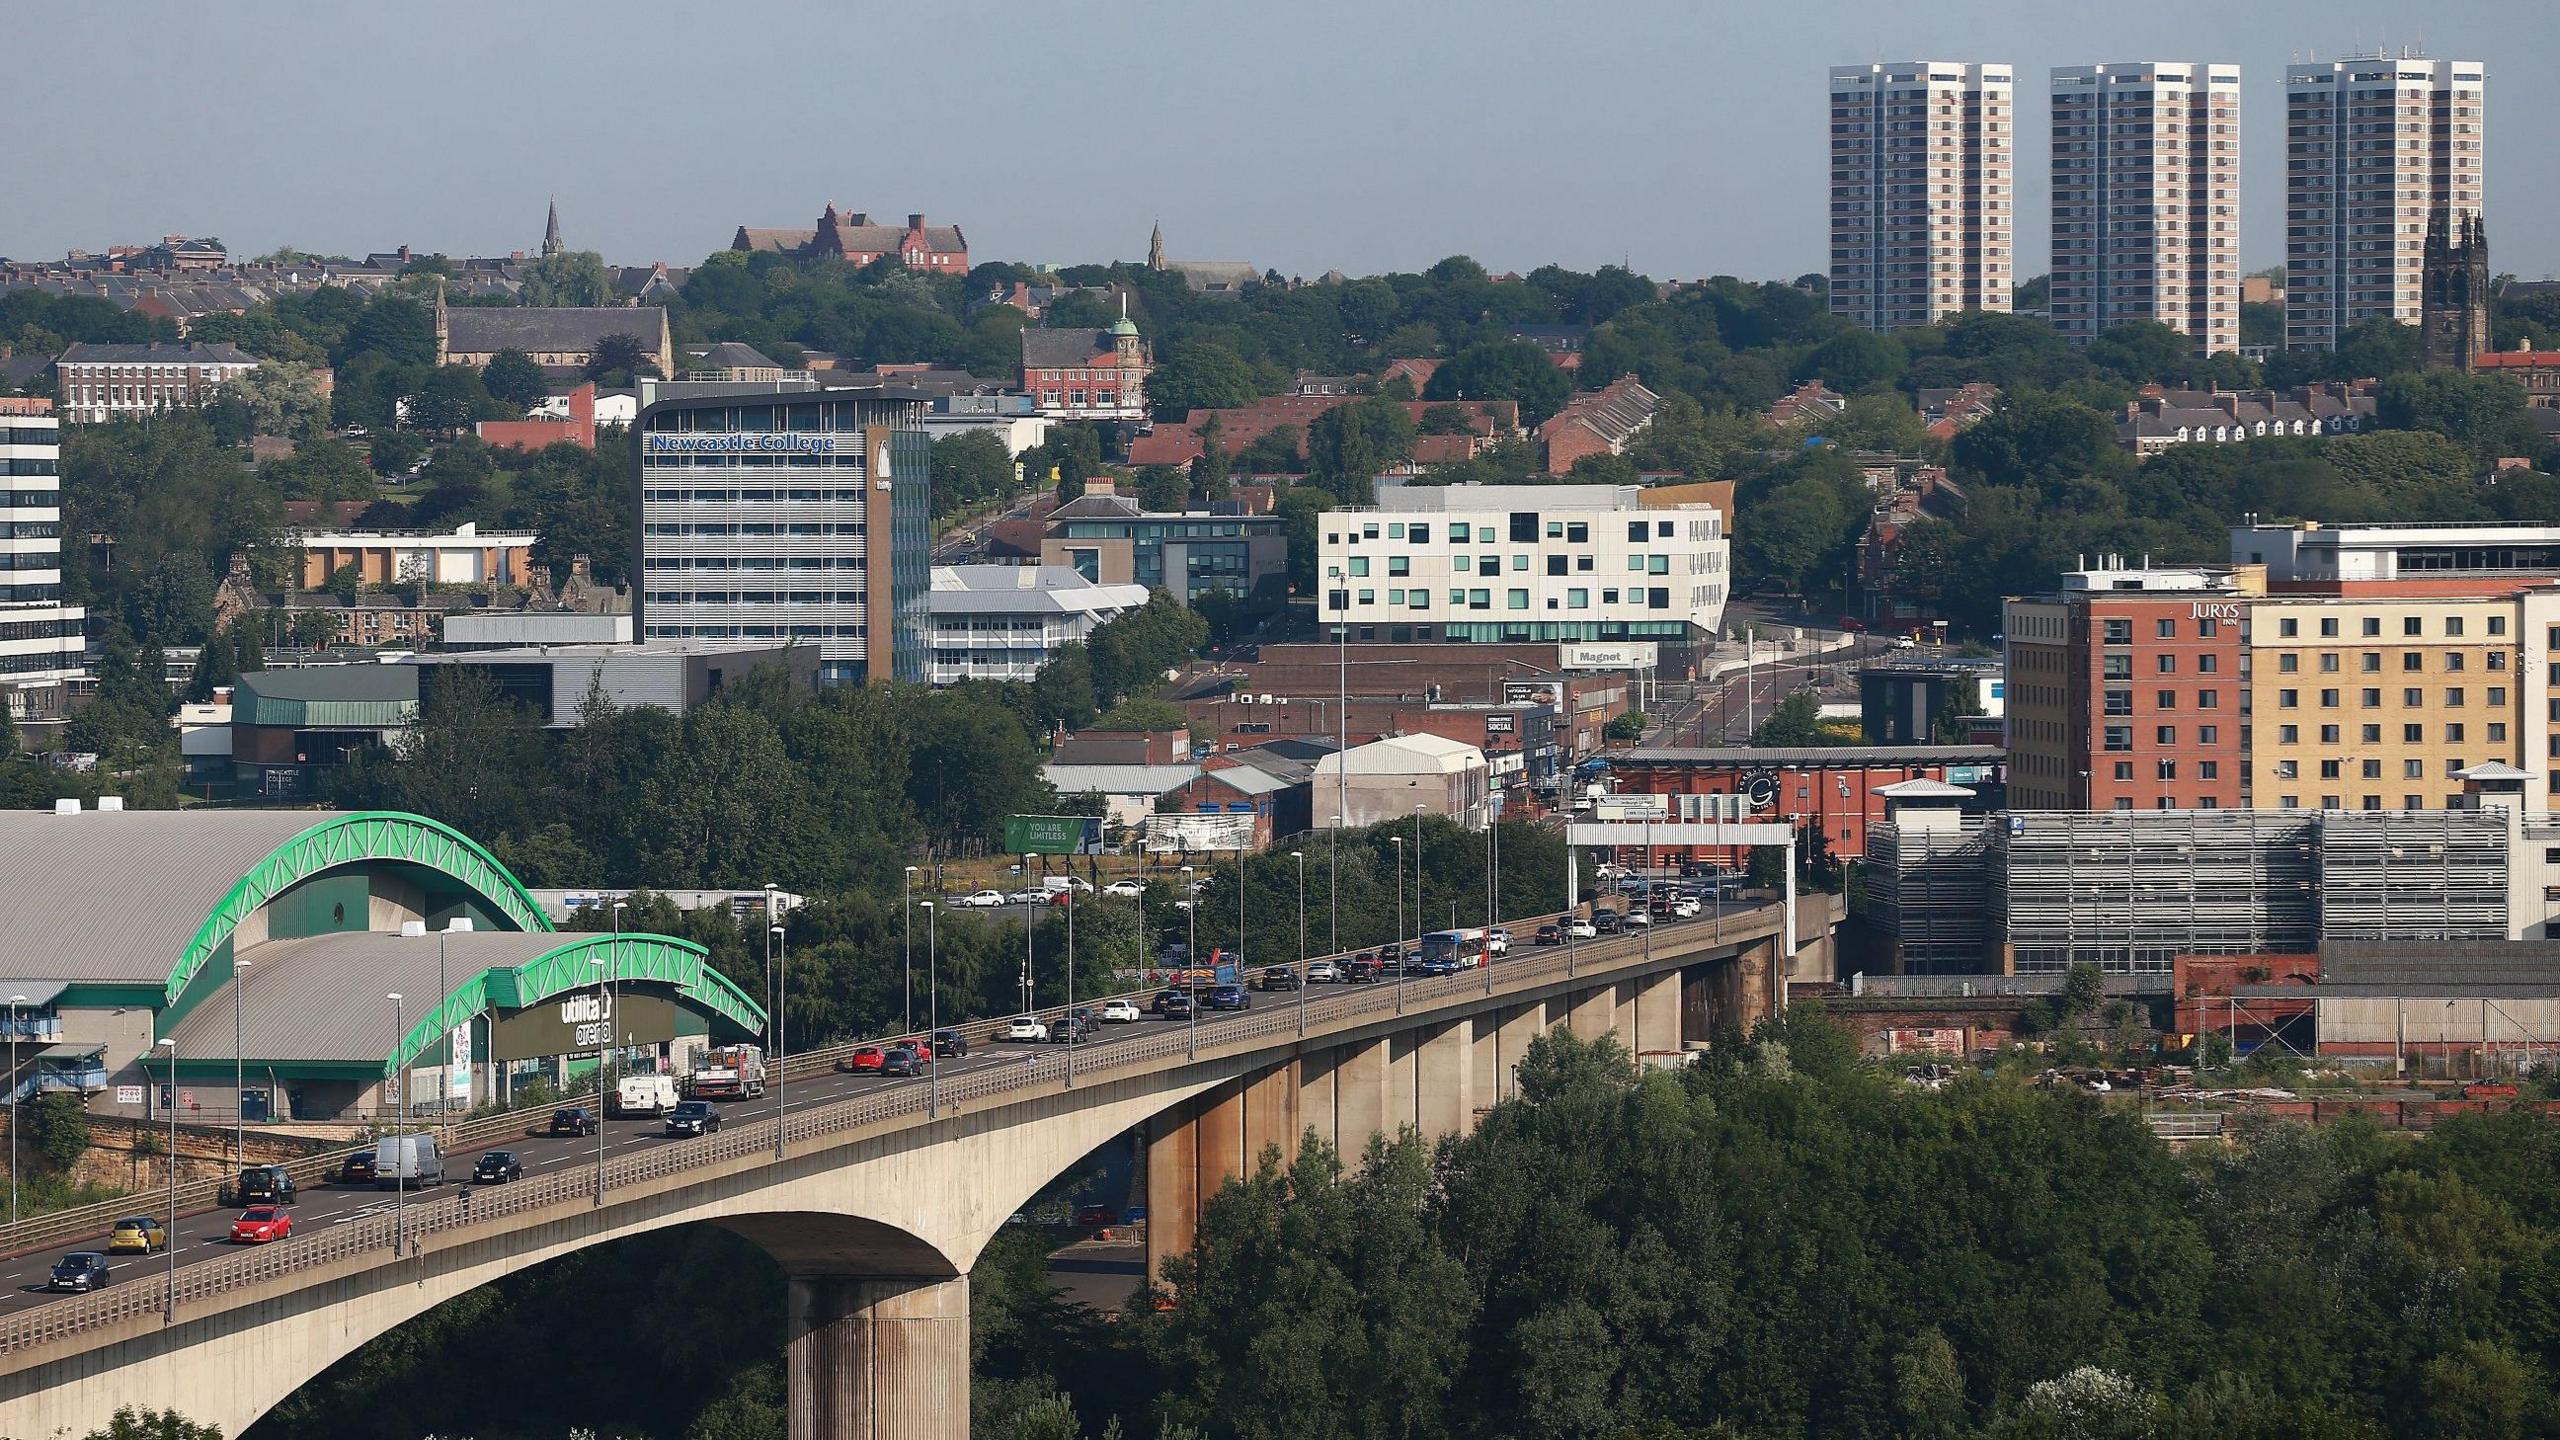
left=644, top=432, right=838, bottom=455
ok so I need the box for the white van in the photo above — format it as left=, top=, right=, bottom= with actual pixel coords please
left=373, top=1133, right=442, bottom=1188
left=611, top=1073, right=679, bottom=1119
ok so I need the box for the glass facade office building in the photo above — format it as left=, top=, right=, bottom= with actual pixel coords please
left=635, top=384, right=932, bottom=684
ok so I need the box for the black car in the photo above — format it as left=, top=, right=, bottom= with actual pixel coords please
left=1048, top=1013, right=1097, bottom=1045
left=47, top=1252, right=110, bottom=1292
left=1341, top=956, right=1384, bottom=984
left=548, top=1107, right=599, bottom=1138
left=1154, top=989, right=1196, bottom=1019
left=220, top=1163, right=296, bottom=1207
left=930, top=1028, right=969, bottom=1058
left=1534, top=923, right=1564, bottom=946
left=881, top=1045, right=926, bottom=1076
left=471, top=1150, right=523, bottom=1184
left=1253, top=965, right=1301, bottom=992
left=336, top=1152, right=380, bottom=1186
left=1591, top=908, right=1624, bottom=935
left=1203, top=984, right=1251, bottom=1012
left=666, top=1100, right=723, bottom=1137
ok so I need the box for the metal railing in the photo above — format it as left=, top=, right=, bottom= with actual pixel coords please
left=0, top=904, right=1778, bottom=1358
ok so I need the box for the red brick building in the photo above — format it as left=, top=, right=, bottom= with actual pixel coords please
left=1537, top=376, right=1659, bottom=474
left=729, top=206, right=969, bottom=273
left=476, top=382, right=597, bottom=452
left=2002, top=562, right=2252, bottom=811
left=1611, top=745, right=2002, bottom=864
left=1126, top=395, right=1518, bottom=469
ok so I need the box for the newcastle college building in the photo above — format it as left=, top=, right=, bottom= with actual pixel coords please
left=634, top=380, right=933, bottom=684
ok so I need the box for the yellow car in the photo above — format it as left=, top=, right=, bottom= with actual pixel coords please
left=106, top=1217, right=167, bottom=1254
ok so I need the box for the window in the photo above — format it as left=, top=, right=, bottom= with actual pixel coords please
left=2200, top=760, right=2219, bottom=779
left=1647, top=555, right=1669, bottom=574
left=2156, top=689, right=2177, bottom=709
left=2446, top=652, right=2466, bottom=672
left=2490, top=651, right=2507, bottom=671
left=2114, top=761, right=2135, bottom=781
left=1505, top=589, right=1528, bottom=610
left=1626, top=521, right=1647, bottom=542
left=2156, top=760, right=2178, bottom=780
left=1627, top=555, right=1644, bottom=572
left=2199, top=689, right=2219, bottom=708
left=1349, top=557, right=1370, bottom=577
left=2157, top=655, right=2178, bottom=674
left=2361, top=688, right=2381, bottom=707
left=2104, top=725, right=2133, bottom=752
left=2275, top=760, right=2299, bottom=779
left=1409, top=524, right=1431, bottom=544
left=2320, top=617, right=2339, bottom=637
left=2198, top=653, right=2218, bottom=673
left=2279, top=617, right=2299, bottom=637
left=2279, top=654, right=2299, bottom=673
left=1468, top=589, right=1490, bottom=610
left=2320, top=653, right=2341, bottom=673
left=2102, top=619, right=2132, bottom=644
left=2105, top=689, right=2134, bottom=716
left=2447, top=688, right=2466, bottom=707
left=2198, top=725, right=2219, bottom=744
left=2362, top=725, right=2382, bottom=742
left=2405, top=760, right=2425, bottom=779
left=2104, top=655, right=2134, bottom=680
left=1565, top=522, right=1588, bottom=543
left=2489, top=686, right=2508, bottom=707
left=1450, top=523, right=1471, bottom=542
left=2199, top=618, right=2220, bottom=638
left=2278, top=688, right=2299, bottom=708
left=2362, top=759, right=2383, bottom=779
left=1602, top=588, right=1619, bottom=604
left=2489, top=722, right=2507, bottom=742
left=2153, top=724, right=2175, bottom=745
left=1545, top=556, right=1566, bottom=576
left=1511, top=514, right=1538, bottom=543
left=2320, top=725, right=2340, bottom=743
left=2405, top=724, right=2424, bottom=743
left=2489, top=615, right=2506, bottom=636
left=2362, top=652, right=2381, bottom=672
left=2404, top=616, right=2423, bottom=636
left=2320, top=689, right=2340, bottom=708
left=2156, top=619, right=2177, bottom=638
left=2279, top=724, right=2299, bottom=743
left=2320, top=760, right=2342, bottom=779
left=1566, top=588, right=1589, bottom=608
left=2362, top=617, right=2381, bottom=637
left=2446, top=723, right=2465, bottom=743
left=2404, top=688, right=2424, bottom=706
left=2447, top=616, right=2466, bottom=637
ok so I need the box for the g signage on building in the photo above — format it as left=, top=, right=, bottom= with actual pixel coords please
left=643, top=433, right=838, bottom=456
left=489, top=990, right=680, bottom=1061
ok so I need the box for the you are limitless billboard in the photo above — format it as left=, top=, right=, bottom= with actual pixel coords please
left=1005, top=815, right=1101, bottom=855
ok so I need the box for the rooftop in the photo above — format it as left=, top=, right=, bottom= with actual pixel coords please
left=1616, top=745, right=2004, bottom=767
left=57, top=341, right=256, bottom=366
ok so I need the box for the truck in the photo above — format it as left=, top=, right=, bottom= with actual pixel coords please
left=611, top=1073, right=679, bottom=1118
left=689, top=1045, right=767, bottom=1101
left=372, top=1133, right=442, bottom=1189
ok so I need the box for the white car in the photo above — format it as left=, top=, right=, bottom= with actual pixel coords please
left=1188, top=877, right=1214, bottom=894
left=1566, top=919, right=1598, bottom=939
left=1485, top=929, right=1511, bottom=955
left=1623, top=909, right=1652, bottom=928
left=1102, top=880, right=1145, bottom=898
left=960, top=890, right=1006, bottom=908
left=1098, top=998, right=1143, bottom=1023
left=999, top=1016, right=1050, bottom=1043
left=1670, top=899, right=1703, bottom=920
left=1305, top=959, right=1341, bottom=984
left=1006, top=888, right=1050, bottom=905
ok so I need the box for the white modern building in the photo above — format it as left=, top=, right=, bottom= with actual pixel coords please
left=2229, top=520, right=2560, bottom=585
left=2284, top=53, right=2486, bottom=351
left=54, top=342, right=260, bottom=424
left=1313, top=734, right=1492, bottom=830
left=927, top=564, right=1150, bottom=685
left=1317, top=482, right=1728, bottom=645
left=0, top=399, right=87, bottom=718
left=1828, top=61, right=2015, bottom=331
left=2049, top=62, right=2241, bottom=354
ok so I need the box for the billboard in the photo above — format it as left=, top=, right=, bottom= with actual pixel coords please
left=490, top=991, right=678, bottom=1062
left=1559, top=642, right=1658, bottom=671
left=1005, top=814, right=1099, bottom=855
left=1141, top=813, right=1257, bottom=854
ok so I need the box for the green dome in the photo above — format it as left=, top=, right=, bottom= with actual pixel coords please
left=1109, top=315, right=1140, bottom=337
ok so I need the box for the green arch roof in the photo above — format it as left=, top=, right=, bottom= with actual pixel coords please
left=382, top=933, right=765, bottom=1077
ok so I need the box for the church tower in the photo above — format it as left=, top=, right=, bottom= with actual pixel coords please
left=541, top=197, right=564, bottom=258
left=2421, top=205, right=2491, bottom=371
left=1147, top=221, right=1165, bottom=273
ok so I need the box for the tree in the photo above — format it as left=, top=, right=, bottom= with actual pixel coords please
left=585, top=332, right=661, bottom=384
left=1952, top=391, right=2127, bottom=493
left=1426, top=341, right=1573, bottom=427
left=2377, top=370, right=2532, bottom=459
left=76, top=1409, right=222, bottom=1440
left=1088, top=591, right=1209, bottom=705
left=1306, top=395, right=1416, bottom=506
left=1751, top=692, right=1829, bottom=747
left=479, top=348, right=550, bottom=412
left=1603, top=711, right=1646, bottom=742
left=27, top=1090, right=92, bottom=1173
left=207, top=361, right=331, bottom=442
left=928, top=430, right=1018, bottom=519
left=519, top=249, right=612, bottom=308
left=403, top=364, right=505, bottom=434
left=1147, top=339, right=1264, bottom=420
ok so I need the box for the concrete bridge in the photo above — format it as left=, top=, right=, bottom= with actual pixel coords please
left=0, top=900, right=1815, bottom=1440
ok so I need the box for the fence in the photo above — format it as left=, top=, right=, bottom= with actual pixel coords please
left=0, top=903, right=1776, bottom=1358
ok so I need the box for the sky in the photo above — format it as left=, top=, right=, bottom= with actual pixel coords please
left=6, top=0, right=2556, bottom=285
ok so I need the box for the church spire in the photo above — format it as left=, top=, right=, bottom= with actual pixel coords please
left=1147, top=220, right=1164, bottom=272
left=541, top=196, right=564, bottom=258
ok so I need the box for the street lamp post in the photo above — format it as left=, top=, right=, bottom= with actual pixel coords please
left=922, top=902, right=940, bottom=1116
left=1412, top=804, right=1426, bottom=958
left=386, top=993, right=407, bottom=1245
left=1328, top=813, right=1342, bottom=958
left=156, top=1038, right=175, bottom=1322
left=772, top=921, right=789, bottom=1160
left=584, top=957, right=606, bottom=1205
left=1291, top=851, right=1307, bottom=1036
left=1064, top=867, right=1077, bottom=1086
left=232, top=959, right=251, bottom=1176
left=7, top=993, right=22, bottom=1226
left=1181, top=865, right=1198, bottom=1058
left=902, top=866, right=918, bottom=1036
left=607, top=901, right=627, bottom=1101
left=1020, top=854, right=1037, bottom=1016
left=1389, top=836, right=1405, bottom=1013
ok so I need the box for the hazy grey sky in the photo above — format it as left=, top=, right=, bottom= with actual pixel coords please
left=7, top=0, right=2555, bottom=283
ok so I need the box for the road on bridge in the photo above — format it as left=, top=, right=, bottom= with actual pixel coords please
left=0, top=902, right=1705, bottom=1319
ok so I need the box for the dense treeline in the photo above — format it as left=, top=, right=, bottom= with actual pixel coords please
left=236, top=1010, right=2560, bottom=1440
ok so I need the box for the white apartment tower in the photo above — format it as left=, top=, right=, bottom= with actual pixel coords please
left=2049, top=63, right=2242, bottom=355
left=1829, top=62, right=2015, bottom=331
left=0, top=399, right=87, bottom=717
left=2284, top=53, right=2486, bottom=351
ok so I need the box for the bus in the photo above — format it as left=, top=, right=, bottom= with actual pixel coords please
left=1418, top=929, right=1488, bottom=970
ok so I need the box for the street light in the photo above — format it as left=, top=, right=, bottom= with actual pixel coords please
left=1064, top=861, right=1077, bottom=1086
left=156, top=1037, right=175, bottom=1322
left=1180, top=865, right=1198, bottom=1057
left=761, top=885, right=777, bottom=1064
left=772, top=921, right=789, bottom=1161
left=1328, top=813, right=1343, bottom=957
left=606, top=901, right=627, bottom=1099
left=902, top=866, right=919, bottom=1036
left=386, top=994, right=407, bottom=1245
left=7, top=993, right=23, bottom=1226
left=1290, top=851, right=1307, bottom=1036
left=1020, top=854, right=1037, bottom=1016
left=1389, top=836, right=1405, bottom=1013
left=232, top=959, right=251, bottom=1177
left=920, top=902, right=940, bottom=1117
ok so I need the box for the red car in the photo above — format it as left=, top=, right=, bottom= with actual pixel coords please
left=230, top=1206, right=292, bottom=1244
left=839, top=1045, right=886, bottom=1074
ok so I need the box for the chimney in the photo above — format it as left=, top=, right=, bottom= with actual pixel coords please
left=1083, top=477, right=1117, bottom=498
left=570, top=555, right=592, bottom=582
left=398, top=245, right=411, bottom=262
left=909, top=213, right=926, bottom=231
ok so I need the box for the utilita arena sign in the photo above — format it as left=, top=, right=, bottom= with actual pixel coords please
left=644, top=433, right=838, bottom=455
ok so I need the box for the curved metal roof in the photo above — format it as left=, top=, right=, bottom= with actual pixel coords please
left=0, top=809, right=548, bottom=996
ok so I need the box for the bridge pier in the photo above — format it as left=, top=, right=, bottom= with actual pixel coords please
left=1414, top=1019, right=1474, bottom=1142
left=786, top=1274, right=970, bottom=1440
